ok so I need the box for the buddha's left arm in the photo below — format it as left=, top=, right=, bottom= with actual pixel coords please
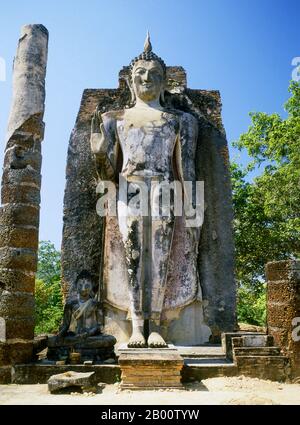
left=175, top=113, right=198, bottom=203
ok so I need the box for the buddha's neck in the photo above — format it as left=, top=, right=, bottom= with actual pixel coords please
left=134, top=98, right=162, bottom=110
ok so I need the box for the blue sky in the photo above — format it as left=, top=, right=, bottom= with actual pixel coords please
left=0, top=0, right=299, bottom=249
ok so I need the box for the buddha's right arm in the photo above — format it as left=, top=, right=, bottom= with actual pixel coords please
left=90, top=109, right=116, bottom=181
left=90, top=132, right=115, bottom=180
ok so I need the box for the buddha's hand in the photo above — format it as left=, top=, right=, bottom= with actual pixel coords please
left=91, top=106, right=108, bottom=155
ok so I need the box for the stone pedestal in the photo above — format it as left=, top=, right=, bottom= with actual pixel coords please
left=47, top=334, right=116, bottom=363
left=118, top=345, right=184, bottom=390
left=266, top=260, right=300, bottom=378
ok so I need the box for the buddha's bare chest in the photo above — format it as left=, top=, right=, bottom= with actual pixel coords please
left=116, top=112, right=179, bottom=159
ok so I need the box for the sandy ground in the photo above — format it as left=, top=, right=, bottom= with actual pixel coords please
left=0, top=376, right=300, bottom=405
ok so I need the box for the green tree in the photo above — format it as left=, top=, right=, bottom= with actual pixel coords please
left=232, top=81, right=300, bottom=325
left=35, top=241, right=63, bottom=334
left=37, top=240, right=61, bottom=284
left=35, top=278, right=63, bottom=334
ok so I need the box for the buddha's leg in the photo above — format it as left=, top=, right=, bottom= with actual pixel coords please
left=148, top=187, right=175, bottom=348
left=118, top=208, right=146, bottom=348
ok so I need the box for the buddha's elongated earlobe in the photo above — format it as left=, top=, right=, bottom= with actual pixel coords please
left=125, top=75, right=136, bottom=105
left=160, top=89, right=165, bottom=105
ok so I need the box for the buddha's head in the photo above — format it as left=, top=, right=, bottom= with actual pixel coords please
left=129, top=33, right=166, bottom=104
left=75, top=270, right=94, bottom=299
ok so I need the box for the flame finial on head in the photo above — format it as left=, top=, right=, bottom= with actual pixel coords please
left=144, top=31, right=152, bottom=53
left=129, top=32, right=166, bottom=76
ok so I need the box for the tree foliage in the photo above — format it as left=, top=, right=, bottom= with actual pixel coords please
left=36, top=240, right=61, bottom=285
left=237, top=285, right=267, bottom=326
left=232, top=81, right=300, bottom=325
left=35, top=241, right=63, bottom=334
left=35, top=278, right=63, bottom=334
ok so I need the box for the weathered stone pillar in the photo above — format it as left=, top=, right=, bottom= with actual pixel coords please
left=0, top=25, right=48, bottom=365
left=266, top=260, right=300, bottom=378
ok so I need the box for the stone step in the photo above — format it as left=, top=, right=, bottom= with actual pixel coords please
left=235, top=355, right=287, bottom=361
left=241, top=335, right=274, bottom=347
left=232, top=335, right=274, bottom=348
left=177, top=345, right=225, bottom=359
left=234, top=355, right=288, bottom=381
left=184, top=357, right=228, bottom=364
left=182, top=361, right=238, bottom=381
left=222, top=332, right=267, bottom=360
left=116, top=344, right=226, bottom=359
left=234, top=347, right=281, bottom=357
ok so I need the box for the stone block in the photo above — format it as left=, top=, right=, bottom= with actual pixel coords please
left=0, top=340, right=33, bottom=365
left=232, top=337, right=243, bottom=348
left=0, top=366, right=11, bottom=384
left=118, top=346, right=183, bottom=389
left=0, top=343, right=8, bottom=365
left=267, top=326, right=289, bottom=351
left=267, top=281, right=296, bottom=304
left=4, top=317, right=35, bottom=340
left=3, top=153, right=42, bottom=179
left=234, top=347, right=280, bottom=356
left=266, top=260, right=300, bottom=282
left=0, top=204, right=39, bottom=227
left=0, top=269, right=35, bottom=293
left=1, top=184, right=40, bottom=205
left=236, top=355, right=288, bottom=381
left=241, top=335, right=272, bottom=347
left=267, top=302, right=297, bottom=327
left=47, top=371, right=96, bottom=393
left=0, top=226, right=38, bottom=250
left=0, top=247, right=37, bottom=271
left=0, top=291, right=35, bottom=318
left=182, top=363, right=238, bottom=382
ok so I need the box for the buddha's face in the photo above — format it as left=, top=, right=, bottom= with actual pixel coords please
left=77, top=278, right=92, bottom=299
left=131, top=60, right=164, bottom=102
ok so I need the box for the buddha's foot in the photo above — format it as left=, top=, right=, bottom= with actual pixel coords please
left=127, top=331, right=146, bottom=348
left=148, top=332, right=168, bottom=348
